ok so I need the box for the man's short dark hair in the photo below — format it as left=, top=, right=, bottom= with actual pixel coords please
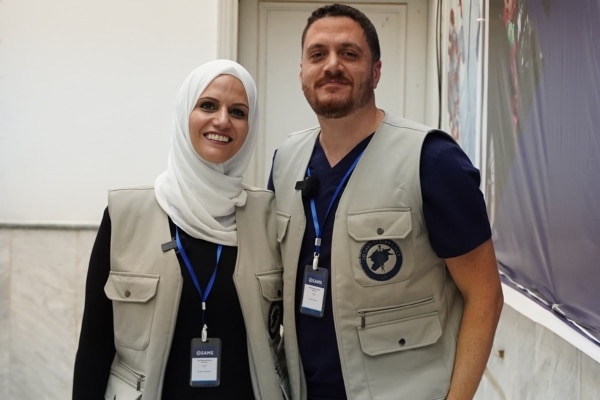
left=301, top=3, right=381, bottom=63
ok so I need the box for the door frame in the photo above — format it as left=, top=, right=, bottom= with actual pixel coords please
left=234, top=0, right=441, bottom=185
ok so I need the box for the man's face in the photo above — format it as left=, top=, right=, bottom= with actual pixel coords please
left=300, top=16, right=381, bottom=119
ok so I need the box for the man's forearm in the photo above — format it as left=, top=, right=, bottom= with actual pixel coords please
left=446, top=294, right=503, bottom=400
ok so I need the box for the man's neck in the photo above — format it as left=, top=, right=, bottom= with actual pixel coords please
left=318, top=107, right=384, bottom=167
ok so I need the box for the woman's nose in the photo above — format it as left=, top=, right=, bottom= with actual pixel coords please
left=213, top=107, right=231, bottom=128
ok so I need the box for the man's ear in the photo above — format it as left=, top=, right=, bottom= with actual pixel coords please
left=372, top=60, right=382, bottom=89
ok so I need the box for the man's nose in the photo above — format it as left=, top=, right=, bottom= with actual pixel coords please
left=323, top=53, right=342, bottom=73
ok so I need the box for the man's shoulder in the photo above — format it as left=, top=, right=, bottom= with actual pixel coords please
left=277, top=125, right=320, bottom=152
left=282, top=125, right=320, bottom=143
left=380, top=112, right=433, bottom=134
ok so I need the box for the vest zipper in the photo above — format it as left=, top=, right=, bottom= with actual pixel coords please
left=358, top=296, right=435, bottom=328
left=115, top=360, right=146, bottom=391
left=359, top=311, right=366, bottom=328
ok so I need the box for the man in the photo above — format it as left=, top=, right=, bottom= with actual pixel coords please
left=269, top=4, right=503, bottom=399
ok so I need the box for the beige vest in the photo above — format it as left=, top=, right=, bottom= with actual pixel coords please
left=272, top=113, right=464, bottom=400
left=104, top=186, right=288, bottom=400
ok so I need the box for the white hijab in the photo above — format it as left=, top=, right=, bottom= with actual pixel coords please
left=154, top=59, right=258, bottom=246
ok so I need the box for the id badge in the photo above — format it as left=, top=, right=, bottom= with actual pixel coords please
left=300, top=265, right=329, bottom=317
left=190, top=338, right=221, bottom=387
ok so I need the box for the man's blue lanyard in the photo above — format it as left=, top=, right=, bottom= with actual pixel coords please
left=175, top=226, right=222, bottom=342
left=308, top=151, right=364, bottom=270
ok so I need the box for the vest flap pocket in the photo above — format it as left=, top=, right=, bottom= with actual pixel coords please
left=256, top=270, right=283, bottom=301
left=357, top=313, right=442, bottom=356
left=276, top=211, right=291, bottom=243
left=104, top=272, right=159, bottom=303
left=348, top=209, right=412, bottom=241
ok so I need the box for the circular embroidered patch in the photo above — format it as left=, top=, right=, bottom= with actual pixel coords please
left=359, top=240, right=403, bottom=281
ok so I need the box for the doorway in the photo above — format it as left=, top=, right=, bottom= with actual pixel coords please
left=238, top=0, right=434, bottom=186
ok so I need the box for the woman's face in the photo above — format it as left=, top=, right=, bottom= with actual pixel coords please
left=189, top=74, right=250, bottom=164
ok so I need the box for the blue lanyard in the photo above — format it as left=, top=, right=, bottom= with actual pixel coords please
left=175, top=227, right=222, bottom=340
left=308, top=151, right=364, bottom=270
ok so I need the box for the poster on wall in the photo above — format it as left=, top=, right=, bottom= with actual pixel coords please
left=446, top=0, right=482, bottom=165
left=486, top=0, right=600, bottom=344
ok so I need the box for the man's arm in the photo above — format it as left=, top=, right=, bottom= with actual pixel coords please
left=444, top=238, right=503, bottom=400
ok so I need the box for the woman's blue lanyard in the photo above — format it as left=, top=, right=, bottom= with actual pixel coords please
left=175, top=226, right=222, bottom=342
left=308, top=151, right=364, bottom=270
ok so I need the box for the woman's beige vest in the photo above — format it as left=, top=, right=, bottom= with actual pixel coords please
left=104, top=186, right=288, bottom=400
left=272, top=114, right=464, bottom=400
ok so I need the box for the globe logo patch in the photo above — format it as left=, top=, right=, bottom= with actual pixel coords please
left=359, top=240, right=402, bottom=281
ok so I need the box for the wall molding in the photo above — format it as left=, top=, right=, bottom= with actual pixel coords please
left=0, top=222, right=98, bottom=230
left=217, top=0, right=239, bottom=60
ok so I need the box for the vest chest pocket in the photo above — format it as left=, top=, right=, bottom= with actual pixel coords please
left=256, top=270, right=284, bottom=341
left=104, top=272, right=159, bottom=350
left=347, top=209, right=415, bottom=286
left=256, top=270, right=284, bottom=302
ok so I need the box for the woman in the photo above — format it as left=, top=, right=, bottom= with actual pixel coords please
left=72, top=60, right=288, bottom=399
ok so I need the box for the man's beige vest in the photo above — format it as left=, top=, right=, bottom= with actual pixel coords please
left=104, top=186, right=288, bottom=400
left=272, top=113, right=464, bottom=400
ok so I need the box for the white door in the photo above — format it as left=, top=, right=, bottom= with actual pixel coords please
left=239, top=0, right=431, bottom=186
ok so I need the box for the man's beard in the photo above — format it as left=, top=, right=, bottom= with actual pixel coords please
left=303, top=73, right=374, bottom=119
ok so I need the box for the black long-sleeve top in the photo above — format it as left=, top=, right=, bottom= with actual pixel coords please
left=72, top=207, right=254, bottom=399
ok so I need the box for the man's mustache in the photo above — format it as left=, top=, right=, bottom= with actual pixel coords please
left=316, top=71, right=351, bottom=87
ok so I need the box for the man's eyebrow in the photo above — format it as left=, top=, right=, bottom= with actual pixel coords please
left=305, top=42, right=364, bottom=52
left=305, top=43, right=327, bottom=52
left=341, top=41, right=361, bottom=48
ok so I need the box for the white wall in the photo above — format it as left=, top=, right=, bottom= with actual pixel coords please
left=0, top=0, right=220, bottom=225
left=0, top=3, right=226, bottom=398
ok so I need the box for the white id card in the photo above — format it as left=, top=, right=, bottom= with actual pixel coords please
left=190, top=337, right=221, bottom=387
left=300, top=265, right=329, bottom=317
